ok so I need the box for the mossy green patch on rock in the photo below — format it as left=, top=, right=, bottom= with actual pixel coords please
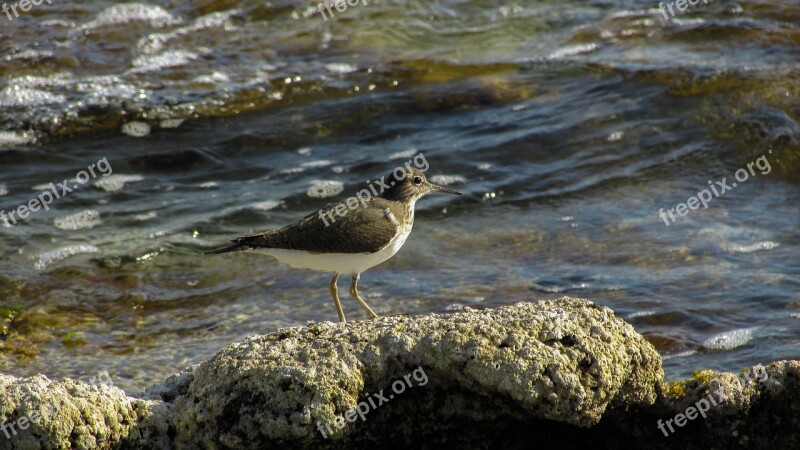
left=692, top=369, right=717, bottom=384
left=662, top=380, right=687, bottom=399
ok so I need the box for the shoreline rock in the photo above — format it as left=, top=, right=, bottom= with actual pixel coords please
left=0, top=297, right=796, bottom=449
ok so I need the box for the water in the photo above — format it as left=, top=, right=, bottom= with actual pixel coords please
left=1, top=0, right=798, bottom=393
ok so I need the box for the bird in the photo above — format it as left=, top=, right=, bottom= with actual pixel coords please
left=205, top=168, right=462, bottom=322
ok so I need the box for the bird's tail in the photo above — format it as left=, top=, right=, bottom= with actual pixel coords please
left=205, top=233, right=272, bottom=255
left=203, top=241, right=247, bottom=255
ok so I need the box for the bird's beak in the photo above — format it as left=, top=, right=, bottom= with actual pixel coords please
left=428, top=183, right=462, bottom=195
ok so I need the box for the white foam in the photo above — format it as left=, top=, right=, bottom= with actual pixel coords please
left=250, top=200, right=282, bottom=211
left=4, top=49, right=54, bottom=61
left=72, top=75, right=144, bottom=108
left=530, top=283, right=564, bottom=293
left=35, top=245, right=101, bottom=270
left=131, top=50, right=198, bottom=73
left=5, top=73, right=74, bottom=89
left=547, top=43, right=598, bottom=59
left=389, top=149, right=418, bottom=160
left=0, top=86, right=65, bottom=108
left=54, top=210, right=102, bottom=230
left=133, top=211, right=158, bottom=221
left=301, top=160, right=333, bottom=168
left=723, top=241, right=780, bottom=253
left=121, top=122, right=151, bottom=137
left=625, top=310, right=655, bottom=319
left=136, top=11, right=236, bottom=55
left=81, top=4, right=181, bottom=30
left=325, top=63, right=358, bottom=74
left=193, top=72, right=229, bottom=84
left=662, top=350, right=697, bottom=360
left=429, top=174, right=466, bottom=185
left=307, top=180, right=344, bottom=198
left=94, top=174, right=145, bottom=192
left=84, top=82, right=142, bottom=101
left=0, top=131, right=35, bottom=146
left=703, top=327, right=756, bottom=351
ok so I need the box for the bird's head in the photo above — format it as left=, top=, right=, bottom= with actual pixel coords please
left=380, top=168, right=462, bottom=203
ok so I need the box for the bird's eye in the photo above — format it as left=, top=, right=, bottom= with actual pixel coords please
left=412, top=176, right=423, bottom=185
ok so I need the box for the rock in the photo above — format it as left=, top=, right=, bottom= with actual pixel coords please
left=0, top=374, right=145, bottom=450
left=168, top=297, right=662, bottom=448
left=602, top=360, right=800, bottom=450
left=1, top=297, right=797, bottom=449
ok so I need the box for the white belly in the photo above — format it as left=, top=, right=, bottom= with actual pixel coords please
left=258, top=226, right=412, bottom=275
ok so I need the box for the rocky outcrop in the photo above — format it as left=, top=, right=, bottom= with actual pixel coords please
left=0, top=297, right=796, bottom=449
left=165, top=298, right=661, bottom=449
left=598, top=360, right=800, bottom=450
left=0, top=374, right=145, bottom=450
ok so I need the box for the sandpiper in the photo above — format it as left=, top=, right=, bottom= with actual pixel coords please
left=205, top=168, right=462, bottom=322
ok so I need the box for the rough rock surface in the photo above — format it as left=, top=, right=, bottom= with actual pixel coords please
left=167, top=298, right=661, bottom=448
left=0, top=374, right=146, bottom=450
left=598, top=360, right=800, bottom=450
left=0, top=297, right=797, bottom=449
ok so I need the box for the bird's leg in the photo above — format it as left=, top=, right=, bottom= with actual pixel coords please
left=350, top=273, right=378, bottom=319
left=329, top=273, right=346, bottom=322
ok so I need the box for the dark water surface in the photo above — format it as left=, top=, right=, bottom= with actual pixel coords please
left=1, top=0, right=798, bottom=392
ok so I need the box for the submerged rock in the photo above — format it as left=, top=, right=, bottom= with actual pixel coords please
left=0, top=297, right=796, bottom=449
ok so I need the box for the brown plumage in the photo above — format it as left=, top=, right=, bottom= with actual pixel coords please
left=206, top=168, right=456, bottom=255
left=206, top=195, right=408, bottom=255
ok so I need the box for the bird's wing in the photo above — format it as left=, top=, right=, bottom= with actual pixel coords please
left=208, top=197, right=405, bottom=254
